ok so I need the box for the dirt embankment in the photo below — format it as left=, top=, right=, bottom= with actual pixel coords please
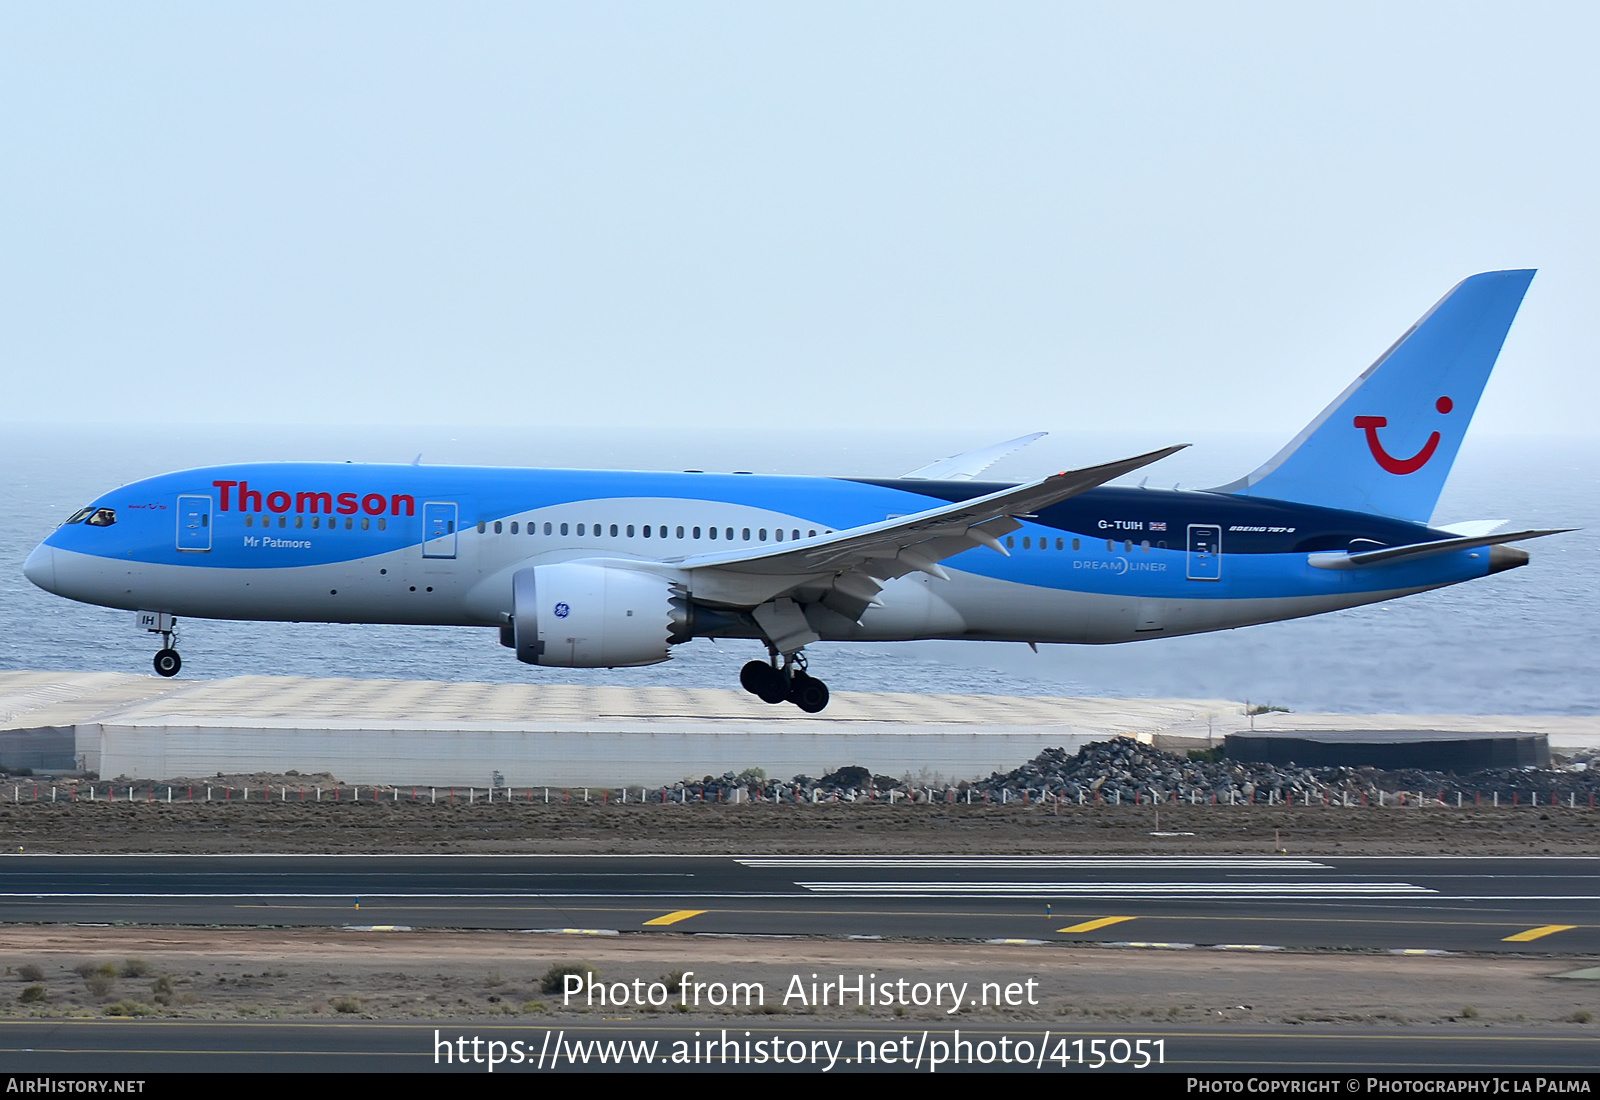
left=0, top=798, right=1598, bottom=855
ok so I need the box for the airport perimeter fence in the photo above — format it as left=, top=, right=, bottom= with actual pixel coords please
left=3, top=781, right=1599, bottom=810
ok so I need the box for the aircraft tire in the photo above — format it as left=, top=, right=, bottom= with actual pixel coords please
left=788, top=672, right=829, bottom=713
left=153, top=649, right=182, bottom=678
left=739, top=660, right=770, bottom=696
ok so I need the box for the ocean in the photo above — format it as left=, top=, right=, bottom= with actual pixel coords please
left=2, top=424, right=1594, bottom=716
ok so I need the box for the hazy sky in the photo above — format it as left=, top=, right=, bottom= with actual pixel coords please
left=2, top=4, right=1595, bottom=437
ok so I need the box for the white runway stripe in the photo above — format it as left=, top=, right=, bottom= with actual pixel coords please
left=740, top=858, right=1332, bottom=870
left=796, top=880, right=1435, bottom=898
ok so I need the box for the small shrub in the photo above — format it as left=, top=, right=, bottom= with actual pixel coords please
left=85, top=974, right=115, bottom=998
left=120, top=958, right=151, bottom=979
left=71, top=962, right=98, bottom=979
left=103, top=1001, right=155, bottom=1017
left=331, top=996, right=362, bottom=1014
left=17, top=964, right=43, bottom=982
left=521, top=1001, right=548, bottom=1014
left=1461, top=1005, right=1480, bottom=1019
left=152, top=975, right=175, bottom=996
left=19, top=985, right=46, bottom=1004
left=94, top=962, right=117, bottom=979
left=1570, top=1010, right=1593, bottom=1024
left=540, top=963, right=597, bottom=995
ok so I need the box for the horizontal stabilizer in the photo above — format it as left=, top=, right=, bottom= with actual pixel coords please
left=1307, top=528, right=1570, bottom=570
left=902, top=432, right=1047, bottom=480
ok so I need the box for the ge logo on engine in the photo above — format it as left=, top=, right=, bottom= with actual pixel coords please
left=553, top=602, right=570, bottom=618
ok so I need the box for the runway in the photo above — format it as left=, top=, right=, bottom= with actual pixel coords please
left=3, top=853, right=1597, bottom=953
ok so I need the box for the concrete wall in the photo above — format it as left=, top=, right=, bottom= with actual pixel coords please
left=86, top=719, right=1104, bottom=787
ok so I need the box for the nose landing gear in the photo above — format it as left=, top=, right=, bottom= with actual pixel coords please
left=137, top=611, right=183, bottom=678
left=739, top=650, right=830, bottom=713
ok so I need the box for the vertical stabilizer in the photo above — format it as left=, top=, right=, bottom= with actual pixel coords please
left=1217, top=269, right=1534, bottom=523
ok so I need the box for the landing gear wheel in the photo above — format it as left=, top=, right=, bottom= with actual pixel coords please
left=153, top=649, right=182, bottom=677
left=787, top=671, right=830, bottom=713
left=739, top=660, right=788, bottom=704
left=740, top=660, right=770, bottom=695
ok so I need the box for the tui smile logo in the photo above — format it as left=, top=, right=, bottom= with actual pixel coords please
left=1353, top=396, right=1453, bottom=475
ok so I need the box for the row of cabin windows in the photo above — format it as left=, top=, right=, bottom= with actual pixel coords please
left=477, top=521, right=830, bottom=542
left=1004, top=535, right=1166, bottom=553
left=244, top=514, right=386, bottom=531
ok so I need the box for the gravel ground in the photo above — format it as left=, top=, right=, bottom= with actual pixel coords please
left=2, top=926, right=1596, bottom=1028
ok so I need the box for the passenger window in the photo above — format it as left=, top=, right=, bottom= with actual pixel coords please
left=279, top=516, right=287, bottom=528
left=627, top=524, right=635, bottom=537
left=1158, top=540, right=1167, bottom=550
left=808, top=530, right=816, bottom=538
left=346, top=518, right=354, bottom=530
left=295, top=516, right=304, bottom=529
left=641, top=524, right=650, bottom=538
left=379, top=519, right=387, bottom=531
left=1106, top=539, right=1114, bottom=551
left=312, top=517, right=321, bottom=530
left=1005, top=536, right=1014, bottom=549
left=557, top=523, right=565, bottom=536
left=1141, top=539, right=1149, bottom=552
left=708, top=527, right=717, bottom=540
left=361, top=517, right=370, bottom=531
left=726, top=528, right=734, bottom=540
left=493, top=521, right=502, bottom=534
left=1072, top=538, right=1080, bottom=551
left=758, top=528, right=767, bottom=541
left=576, top=523, right=585, bottom=536
left=775, top=529, right=784, bottom=542
left=1023, top=536, right=1031, bottom=549
left=1055, top=538, right=1063, bottom=550
left=659, top=525, right=667, bottom=538
left=742, top=528, right=751, bottom=541
left=792, top=530, right=800, bottom=540
left=610, top=524, right=618, bottom=537
left=510, top=522, right=518, bottom=534
left=1124, top=540, right=1132, bottom=552
left=693, top=526, right=701, bottom=539
left=245, top=515, right=254, bottom=528
left=676, top=526, right=684, bottom=539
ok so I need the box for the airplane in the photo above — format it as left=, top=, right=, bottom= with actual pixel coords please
left=23, top=269, right=1566, bottom=712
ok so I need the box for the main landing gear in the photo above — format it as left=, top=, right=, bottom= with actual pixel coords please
left=740, top=650, right=830, bottom=713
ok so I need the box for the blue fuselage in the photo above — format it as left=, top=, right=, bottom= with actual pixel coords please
left=25, top=462, right=1494, bottom=647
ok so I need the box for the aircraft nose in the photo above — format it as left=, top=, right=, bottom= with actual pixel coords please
left=23, top=543, right=57, bottom=593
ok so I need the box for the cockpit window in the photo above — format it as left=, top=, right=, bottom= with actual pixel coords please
left=62, top=507, right=95, bottom=525
left=84, top=508, right=117, bottom=527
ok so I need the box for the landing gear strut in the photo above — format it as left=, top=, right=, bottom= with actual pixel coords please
left=739, top=649, right=830, bottom=713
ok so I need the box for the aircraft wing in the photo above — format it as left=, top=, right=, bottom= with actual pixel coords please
left=901, top=432, right=1047, bottom=480
left=1307, top=528, right=1571, bottom=570
left=678, top=444, right=1187, bottom=616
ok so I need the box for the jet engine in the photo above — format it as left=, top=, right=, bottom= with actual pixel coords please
left=510, top=561, right=685, bottom=668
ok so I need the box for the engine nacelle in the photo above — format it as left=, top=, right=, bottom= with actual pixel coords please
left=511, top=561, right=682, bottom=668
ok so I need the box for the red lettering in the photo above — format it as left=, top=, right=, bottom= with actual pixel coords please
left=390, top=494, right=415, bottom=517
left=296, top=492, right=333, bottom=514
left=238, top=481, right=263, bottom=512
left=212, top=481, right=237, bottom=511
left=267, top=491, right=291, bottom=513
left=336, top=492, right=359, bottom=515
left=361, top=493, right=386, bottom=516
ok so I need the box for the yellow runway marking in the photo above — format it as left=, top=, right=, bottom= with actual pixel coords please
left=643, top=909, right=707, bottom=927
left=1059, top=915, right=1137, bottom=933
left=1503, top=924, right=1576, bottom=942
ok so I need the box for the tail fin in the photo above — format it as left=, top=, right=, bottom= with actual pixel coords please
left=1216, top=269, right=1535, bottom=523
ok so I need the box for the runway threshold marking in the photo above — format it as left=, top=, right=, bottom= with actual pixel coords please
left=1059, top=916, right=1137, bottom=934
left=1503, top=924, right=1577, bottom=943
left=643, top=909, right=708, bottom=927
